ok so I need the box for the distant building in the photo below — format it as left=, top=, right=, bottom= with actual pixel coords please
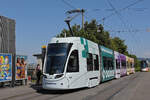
left=0, top=15, right=16, bottom=86
left=0, top=16, right=16, bottom=54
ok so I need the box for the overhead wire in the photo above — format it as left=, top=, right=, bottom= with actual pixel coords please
left=61, top=0, right=97, bottom=21
left=104, top=0, right=144, bottom=55
left=106, top=0, right=126, bottom=26
left=98, top=0, right=144, bottom=22
left=60, top=0, right=146, bottom=55
left=106, top=0, right=126, bottom=38
left=61, top=0, right=76, bottom=9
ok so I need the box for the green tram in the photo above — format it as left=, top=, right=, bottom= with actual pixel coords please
left=100, top=46, right=115, bottom=82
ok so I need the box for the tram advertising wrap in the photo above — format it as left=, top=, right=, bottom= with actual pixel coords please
left=0, top=53, right=12, bottom=82
left=16, top=55, right=27, bottom=80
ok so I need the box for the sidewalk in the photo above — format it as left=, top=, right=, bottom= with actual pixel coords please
left=0, top=83, right=40, bottom=100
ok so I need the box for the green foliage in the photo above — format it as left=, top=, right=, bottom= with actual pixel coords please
left=110, top=37, right=128, bottom=54
left=57, top=19, right=140, bottom=71
left=57, top=20, right=112, bottom=48
left=57, top=19, right=128, bottom=53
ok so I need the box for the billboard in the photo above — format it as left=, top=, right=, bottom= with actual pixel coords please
left=0, top=53, right=12, bottom=82
left=16, top=55, right=27, bottom=80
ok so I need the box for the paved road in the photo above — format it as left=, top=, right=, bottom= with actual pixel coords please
left=0, top=72, right=150, bottom=100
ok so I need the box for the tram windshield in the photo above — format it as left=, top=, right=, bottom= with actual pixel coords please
left=44, top=43, right=72, bottom=75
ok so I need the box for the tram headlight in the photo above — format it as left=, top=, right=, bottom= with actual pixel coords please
left=55, top=74, right=64, bottom=79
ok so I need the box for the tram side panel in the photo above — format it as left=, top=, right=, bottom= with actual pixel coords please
left=114, top=51, right=121, bottom=79
left=130, top=58, right=135, bottom=74
left=65, top=37, right=100, bottom=89
left=79, top=38, right=100, bottom=88
left=65, top=41, right=87, bottom=89
left=126, top=56, right=130, bottom=75
left=99, top=46, right=115, bottom=82
left=129, top=57, right=133, bottom=74
left=120, top=54, right=127, bottom=77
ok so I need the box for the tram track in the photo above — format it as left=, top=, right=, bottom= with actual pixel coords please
left=106, top=73, right=142, bottom=100
left=83, top=72, right=141, bottom=100
left=106, top=80, right=131, bottom=100
left=106, top=72, right=143, bottom=100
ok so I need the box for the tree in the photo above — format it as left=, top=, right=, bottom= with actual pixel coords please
left=57, top=20, right=127, bottom=53
left=111, top=37, right=128, bottom=54
left=57, top=20, right=112, bottom=47
left=57, top=19, right=140, bottom=71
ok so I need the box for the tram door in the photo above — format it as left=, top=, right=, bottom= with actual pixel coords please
left=66, top=49, right=81, bottom=88
left=115, top=59, right=121, bottom=78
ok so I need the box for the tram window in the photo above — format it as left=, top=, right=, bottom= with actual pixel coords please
left=130, top=63, right=132, bottom=68
left=108, top=60, right=111, bottom=70
left=103, top=56, right=114, bottom=70
left=121, top=61, right=126, bottom=68
left=109, top=60, right=114, bottom=70
left=94, top=55, right=99, bottom=71
left=127, top=61, right=129, bottom=68
left=116, top=60, right=120, bottom=69
left=132, top=63, right=134, bottom=68
left=87, top=53, right=93, bottom=71
left=67, top=50, right=79, bottom=72
left=103, top=56, right=108, bottom=70
left=110, top=60, right=114, bottom=70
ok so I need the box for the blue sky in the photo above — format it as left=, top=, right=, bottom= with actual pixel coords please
left=0, top=0, right=149, bottom=63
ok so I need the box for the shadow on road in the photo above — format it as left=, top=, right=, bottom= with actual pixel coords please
left=30, top=84, right=87, bottom=94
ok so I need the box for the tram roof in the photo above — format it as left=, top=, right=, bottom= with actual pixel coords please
left=49, top=37, right=97, bottom=45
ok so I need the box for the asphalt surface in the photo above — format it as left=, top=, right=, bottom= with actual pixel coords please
left=0, top=72, right=149, bottom=100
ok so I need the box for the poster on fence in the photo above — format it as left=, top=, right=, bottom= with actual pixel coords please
left=16, top=55, right=27, bottom=80
left=0, top=53, right=12, bottom=82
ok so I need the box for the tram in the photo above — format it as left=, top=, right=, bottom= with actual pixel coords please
left=140, top=60, right=149, bottom=72
left=42, top=37, right=134, bottom=90
left=42, top=37, right=100, bottom=90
